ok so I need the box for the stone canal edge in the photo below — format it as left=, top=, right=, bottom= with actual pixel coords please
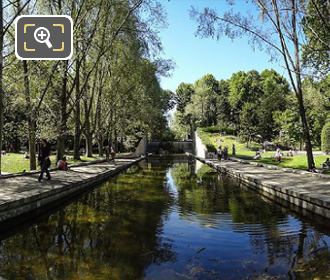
left=0, top=157, right=145, bottom=223
left=193, top=155, right=330, bottom=220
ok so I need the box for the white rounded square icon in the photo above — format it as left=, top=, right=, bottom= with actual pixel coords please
left=15, top=15, right=73, bottom=60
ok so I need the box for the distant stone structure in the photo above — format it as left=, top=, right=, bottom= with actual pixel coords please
left=134, top=137, right=147, bottom=156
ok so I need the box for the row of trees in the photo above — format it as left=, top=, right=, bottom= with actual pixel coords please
left=177, top=0, right=329, bottom=168
left=172, top=70, right=329, bottom=150
left=0, top=0, right=174, bottom=173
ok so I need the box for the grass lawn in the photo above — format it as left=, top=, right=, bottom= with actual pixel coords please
left=198, top=128, right=329, bottom=172
left=0, top=153, right=105, bottom=174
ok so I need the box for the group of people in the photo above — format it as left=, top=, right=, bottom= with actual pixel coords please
left=37, top=139, right=116, bottom=183
left=217, top=145, right=229, bottom=161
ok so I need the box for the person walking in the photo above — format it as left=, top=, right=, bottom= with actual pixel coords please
left=232, top=144, right=236, bottom=156
left=105, top=144, right=110, bottom=162
left=110, top=143, right=116, bottom=165
left=223, top=147, right=229, bottom=160
left=217, top=146, right=222, bottom=161
left=38, top=139, right=51, bottom=182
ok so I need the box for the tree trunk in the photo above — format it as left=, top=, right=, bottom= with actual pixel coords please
left=96, top=71, right=104, bottom=157
left=296, top=89, right=315, bottom=167
left=98, top=137, right=103, bottom=157
left=83, top=93, right=93, bottom=157
left=0, top=0, right=3, bottom=175
left=85, top=132, right=93, bottom=157
left=57, top=61, right=68, bottom=162
left=73, top=50, right=81, bottom=160
left=291, top=0, right=315, bottom=169
left=23, top=61, right=37, bottom=170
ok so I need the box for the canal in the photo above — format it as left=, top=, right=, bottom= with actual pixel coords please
left=0, top=157, right=329, bottom=279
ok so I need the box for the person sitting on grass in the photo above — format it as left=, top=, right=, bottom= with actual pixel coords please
left=253, top=150, right=261, bottom=160
left=322, top=158, right=330, bottom=169
left=275, top=148, right=282, bottom=162
left=57, top=156, right=69, bottom=171
left=287, top=149, right=294, bottom=157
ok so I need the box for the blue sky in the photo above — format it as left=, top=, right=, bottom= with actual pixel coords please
left=158, top=0, right=287, bottom=92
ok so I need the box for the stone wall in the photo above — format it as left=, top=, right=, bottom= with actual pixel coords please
left=146, top=141, right=193, bottom=154
left=195, top=131, right=206, bottom=158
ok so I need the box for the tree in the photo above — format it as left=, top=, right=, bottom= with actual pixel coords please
left=173, top=69, right=291, bottom=143
left=215, top=79, right=231, bottom=126
left=258, top=69, right=289, bottom=140
left=190, top=0, right=318, bottom=169
left=321, top=122, right=330, bottom=154
left=188, top=74, right=219, bottom=127
left=0, top=0, right=174, bottom=173
left=239, top=102, right=260, bottom=143
left=302, top=0, right=330, bottom=77
left=228, top=70, right=262, bottom=128
left=174, top=83, right=195, bottom=139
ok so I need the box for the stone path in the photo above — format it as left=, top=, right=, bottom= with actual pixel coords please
left=0, top=158, right=144, bottom=222
left=196, top=157, right=330, bottom=219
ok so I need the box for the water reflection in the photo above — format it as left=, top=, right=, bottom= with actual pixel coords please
left=0, top=164, right=175, bottom=280
left=0, top=158, right=329, bottom=280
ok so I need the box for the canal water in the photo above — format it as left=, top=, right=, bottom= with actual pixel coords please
left=0, top=157, right=329, bottom=280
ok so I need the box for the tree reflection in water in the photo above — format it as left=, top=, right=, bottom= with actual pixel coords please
left=170, top=162, right=330, bottom=279
left=0, top=162, right=176, bottom=280
left=0, top=158, right=329, bottom=280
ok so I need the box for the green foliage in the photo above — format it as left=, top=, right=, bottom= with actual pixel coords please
left=321, top=122, right=330, bottom=153
left=175, top=83, right=194, bottom=113
left=184, top=74, right=220, bottom=127
left=0, top=0, right=175, bottom=171
left=173, top=66, right=329, bottom=153
left=302, top=0, right=330, bottom=76
left=170, top=111, right=191, bottom=140
left=173, top=69, right=292, bottom=143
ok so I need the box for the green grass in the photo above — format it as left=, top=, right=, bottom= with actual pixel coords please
left=198, top=128, right=329, bottom=172
left=0, top=153, right=105, bottom=174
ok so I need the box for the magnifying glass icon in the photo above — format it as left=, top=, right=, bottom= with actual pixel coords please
left=34, top=27, right=53, bottom=48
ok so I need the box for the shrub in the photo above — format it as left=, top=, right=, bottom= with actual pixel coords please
left=248, top=141, right=262, bottom=151
left=205, top=144, right=217, bottom=153
left=321, top=122, right=330, bottom=154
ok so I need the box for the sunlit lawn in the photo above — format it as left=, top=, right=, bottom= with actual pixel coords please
left=1, top=153, right=105, bottom=174
left=199, top=129, right=329, bottom=172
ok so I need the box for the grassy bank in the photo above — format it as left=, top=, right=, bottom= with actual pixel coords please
left=0, top=153, right=104, bottom=174
left=198, top=128, right=328, bottom=171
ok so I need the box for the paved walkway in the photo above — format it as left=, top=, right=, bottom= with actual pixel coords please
left=0, top=158, right=143, bottom=222
left=196, top=157, right=330, bottom=219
